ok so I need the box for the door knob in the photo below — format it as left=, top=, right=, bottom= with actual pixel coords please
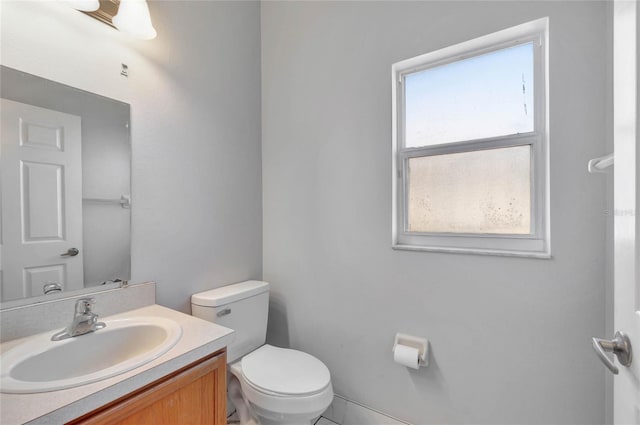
left=43, top=281, right=62, bottom=295
left=592, top=331, right=632, bottom=374
left=60, top=248, right=79, bottom=257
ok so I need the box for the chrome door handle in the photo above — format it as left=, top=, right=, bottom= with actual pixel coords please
left=592, top=331, right=632, bottom=374
left=43, top=282, right=62, bottom=295
left=60, top=248, right=79, bottom=257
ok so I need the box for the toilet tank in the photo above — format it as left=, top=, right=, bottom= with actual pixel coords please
left=191, top=280, right=269, bottom=363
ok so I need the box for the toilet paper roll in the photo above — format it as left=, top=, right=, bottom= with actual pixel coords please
left=393, top=344, right=420, bottom=369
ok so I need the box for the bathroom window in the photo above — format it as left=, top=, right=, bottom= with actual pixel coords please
left=392, top=18, right=550, bottom=257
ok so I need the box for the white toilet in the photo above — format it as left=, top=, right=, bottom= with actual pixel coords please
left=191, top=280, right=333, bottom=425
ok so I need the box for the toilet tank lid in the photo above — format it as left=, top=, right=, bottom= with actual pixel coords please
left=192, top=280, right=270, bottom=307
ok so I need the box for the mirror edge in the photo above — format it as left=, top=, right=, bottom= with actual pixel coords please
left=0, top=281, right=144, bottom=311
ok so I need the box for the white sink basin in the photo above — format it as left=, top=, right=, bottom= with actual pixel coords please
left=0, top=316, right=182, bottom=393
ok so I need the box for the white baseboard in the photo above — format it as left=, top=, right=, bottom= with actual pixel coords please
left=322, top=395, right=411, bottom=425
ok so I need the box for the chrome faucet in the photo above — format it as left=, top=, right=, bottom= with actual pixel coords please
left=51, top=298, right=106, bottom=341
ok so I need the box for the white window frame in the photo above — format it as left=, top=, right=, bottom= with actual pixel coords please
left=391, top=18, right=550, bottom=258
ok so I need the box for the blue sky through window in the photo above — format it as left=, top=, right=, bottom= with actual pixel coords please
left=404, top=42, right=534, bottom=147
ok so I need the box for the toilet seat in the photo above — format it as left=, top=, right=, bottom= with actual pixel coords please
left=241, top=345, right=331, bottom=396
left=229, top=345, right=334, bottom=419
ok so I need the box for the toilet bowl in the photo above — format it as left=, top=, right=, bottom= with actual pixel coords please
left=228, top=345, right=333, bottom=425
left=191, top=281, right=333, bottom=425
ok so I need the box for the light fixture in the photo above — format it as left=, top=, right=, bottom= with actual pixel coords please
left=72, top=0, right=157, bottom=41
left=112, top=0, right=157, bottom=40
left=67, top=0, right=100, bottom=12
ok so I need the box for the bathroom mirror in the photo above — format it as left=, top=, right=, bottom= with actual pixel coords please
left=0, top=66, right=131, bottom=303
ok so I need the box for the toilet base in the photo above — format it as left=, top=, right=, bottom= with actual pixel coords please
left=228, top=375, right=325, bottom=425
left=255, top=418, right=313, bottom=425
left=250, top=403, right=318, bottom=425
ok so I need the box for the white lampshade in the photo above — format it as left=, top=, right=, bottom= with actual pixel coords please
left=112, top=0, right=157, bottom=40
left=67, top=0, right=100, bottom=12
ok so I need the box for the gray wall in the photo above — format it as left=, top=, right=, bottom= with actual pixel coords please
left=261, top=2, right=609, bottom=424
left=129, top=1, right=263, bottom=311
left=1, top=0, right=263, bottom=312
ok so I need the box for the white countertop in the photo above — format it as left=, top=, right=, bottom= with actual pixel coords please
left=0, top=304, right=234, bottom=425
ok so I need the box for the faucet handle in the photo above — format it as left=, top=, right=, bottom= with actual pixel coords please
left=75, top=298, right=96, bottom=314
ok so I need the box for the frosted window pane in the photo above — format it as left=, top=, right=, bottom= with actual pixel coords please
left=407, top=146, right=531, bottom=234
left=405, top=43, right=534, bottom=147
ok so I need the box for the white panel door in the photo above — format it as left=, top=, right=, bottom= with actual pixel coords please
left=0, top=99, right=83, bottom=300
left=613, top=1, right=640, bottom=423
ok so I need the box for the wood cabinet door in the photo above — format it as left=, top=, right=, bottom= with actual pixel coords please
left=71, top=350, right=226, bottom=425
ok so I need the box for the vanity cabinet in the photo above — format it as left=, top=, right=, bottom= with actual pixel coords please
left=69, top=349, right=226, bottom=425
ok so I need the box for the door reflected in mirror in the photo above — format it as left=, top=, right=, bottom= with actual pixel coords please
left=0, top=66, right=131, bottom=302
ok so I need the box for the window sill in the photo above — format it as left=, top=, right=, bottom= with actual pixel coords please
left=391, top=243, right=552, bottom=259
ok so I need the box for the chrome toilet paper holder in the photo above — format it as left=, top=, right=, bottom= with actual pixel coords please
left=393, top=333, right=429, bottom=368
